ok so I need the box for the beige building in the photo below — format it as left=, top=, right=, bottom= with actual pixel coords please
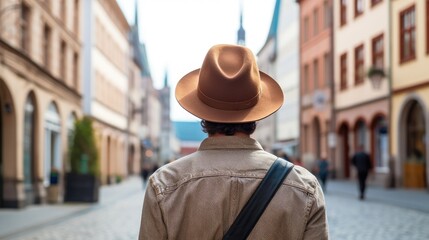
left=390, top=0, right=429, bottom=189
left=333, top=0, right=390, bottom=185
left=82, top=0, right=141, bottom=185
left=0, top=0, right=82, bottom=207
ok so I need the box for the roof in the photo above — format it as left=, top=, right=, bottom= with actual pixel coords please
left=174, top=121, right=207, bottom=142
left=257, top=0, right=281, bottom=55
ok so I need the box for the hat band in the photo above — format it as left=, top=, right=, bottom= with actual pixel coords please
left=197, top=88, right=261, bottom=111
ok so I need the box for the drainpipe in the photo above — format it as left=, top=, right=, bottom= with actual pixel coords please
left=387, top=0, right=395, bottom=188
left=329, top=0, right=337, bottom=179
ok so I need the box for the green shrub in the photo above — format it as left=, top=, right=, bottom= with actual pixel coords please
left=69, top=116, right=99, bottom=176
left=367, top=66, right=385, bottom=78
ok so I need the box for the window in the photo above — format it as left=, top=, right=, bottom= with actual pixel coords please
left=313, top=8, right=319, bottom=36
left=74, top=0, right=80, bottom=35
left=355, top=0, right=364, bottom=17
left=400, top=6, right=416, bottom=63
left=304, top=64, right=309, bottom=93
left=304, top=16, right=309, bottom=41
left=324, top=1, right=331, bottom=29
left=313, top=59, right=319, bottom=89
left=354, top=45, right=364, bottom=85
left=60, top=0, right=66, bottom=24
left=21, top=3, right=31, bottom=53
left=324, top=53, right=330, bottom=87
left=340, top=53, right=347, bottom=90
left=372, top=34, right=384, bottom=68
left=43, top=24, right=51, bottom=69
left=72, top=52, right=79, bottom=89
left=340, top=0, right=347, bottom=26
left=60, top=40, right=66, bottom=80
left=371, top=0, right=382, bottom=7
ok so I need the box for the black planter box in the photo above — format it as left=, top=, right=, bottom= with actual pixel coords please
left=64, top=173, right=99, bottom=203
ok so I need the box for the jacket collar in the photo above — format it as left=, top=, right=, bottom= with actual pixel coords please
left=198, top=136, right=264, bottom=151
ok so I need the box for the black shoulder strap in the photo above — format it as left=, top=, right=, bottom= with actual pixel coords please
left=223, top=158, right=294, bottom=240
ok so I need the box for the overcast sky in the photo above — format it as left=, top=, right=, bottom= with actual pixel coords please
left=117, top=0, right=276, bottom=121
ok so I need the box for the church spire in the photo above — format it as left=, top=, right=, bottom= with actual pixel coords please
left=134, top=0, right=139, bottom=28
left=163, top=69, right=169, bottom=87
left=237, top=0, right=246, bottom=46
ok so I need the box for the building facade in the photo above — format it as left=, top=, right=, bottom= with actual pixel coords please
left=333, top=0, right=390, bottom=185
left=298, top=0, right=334, bottom=172
left=0, top=0, right=82, bottom=207
left=82, top=0, right=136, bottom=185
left=256, top=0, right=300, bottom=158
left=390, top=0, right=429, bottom=189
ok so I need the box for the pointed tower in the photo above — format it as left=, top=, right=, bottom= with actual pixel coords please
left=237, top=0, right=246, bottom=46
left=159, top=69, right=172, bottom=163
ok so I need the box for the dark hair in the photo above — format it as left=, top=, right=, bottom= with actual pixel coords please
left=201, top=120, right=256, bottom=136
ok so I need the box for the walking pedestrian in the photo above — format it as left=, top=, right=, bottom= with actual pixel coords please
left=352, top=146, right=372, bottom=200
left=317, top=156, right=329, bottom=192
left=138, top=44, right=328, bottom=239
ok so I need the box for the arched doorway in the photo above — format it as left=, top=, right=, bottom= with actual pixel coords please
left=23, top=94, right=37, bottom=205
left=128, top=144, right=135, bottom=175
left=403, top=100, right=427, bottom=188
left=372, top=116, right=388, bottom=171
left=313, top=117, right=321, bottom=161
left=44, top=102, right=61, bottom=187
left=339, top=123, right=350, bottom=178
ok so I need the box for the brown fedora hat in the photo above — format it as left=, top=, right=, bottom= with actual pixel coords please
left=175, top=44, right=284, bottom=123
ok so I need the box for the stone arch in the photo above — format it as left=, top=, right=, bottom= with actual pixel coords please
left=0, top=79, right=17, bottom=207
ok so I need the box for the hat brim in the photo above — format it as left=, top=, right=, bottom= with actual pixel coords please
left=175, top=69, right=284, bottom=123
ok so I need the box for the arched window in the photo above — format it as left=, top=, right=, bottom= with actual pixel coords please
left=44, top=102, right=61, bottom=186
left=23, top=95, right=35, bottom=197
left=372, top=116, right=388, bottom=170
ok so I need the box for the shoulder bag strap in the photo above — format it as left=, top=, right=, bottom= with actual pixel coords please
left=223, top=158, right=294, bottom=240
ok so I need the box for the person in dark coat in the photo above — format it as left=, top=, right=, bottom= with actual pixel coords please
left=352, top=146, right=372, bottom=200
left=317, top=157, right=329, bottom=192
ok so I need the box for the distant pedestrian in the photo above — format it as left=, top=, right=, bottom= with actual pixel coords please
left=352, top=146, right=372, bottom=200
left=140, top=162, right=152, bottom=188
left=317, top=157, right=329, bottom=192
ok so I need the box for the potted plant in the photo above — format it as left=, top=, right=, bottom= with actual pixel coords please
left=64, top=116, right=100, bottom=203
left=47, top=168, right=60, bottom=203
left=367, top=66, right=385, bottom=89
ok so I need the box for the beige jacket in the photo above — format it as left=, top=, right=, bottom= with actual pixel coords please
left=139, top=136, right=329, bottom=240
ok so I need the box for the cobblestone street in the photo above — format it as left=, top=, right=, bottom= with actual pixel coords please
left=4, top=180, right=429, bottom=240
left=326, top=193, right=429, bottom=240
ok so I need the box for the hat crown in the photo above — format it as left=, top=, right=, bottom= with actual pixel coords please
left=197, top=44, right=261, bottom=110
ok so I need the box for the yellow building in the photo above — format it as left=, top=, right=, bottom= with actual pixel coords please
left=0, top=0, right=82, bottom=207
left=390, top=0, right=429, bottom=189
left=333, top=0, right=390, bottom=185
